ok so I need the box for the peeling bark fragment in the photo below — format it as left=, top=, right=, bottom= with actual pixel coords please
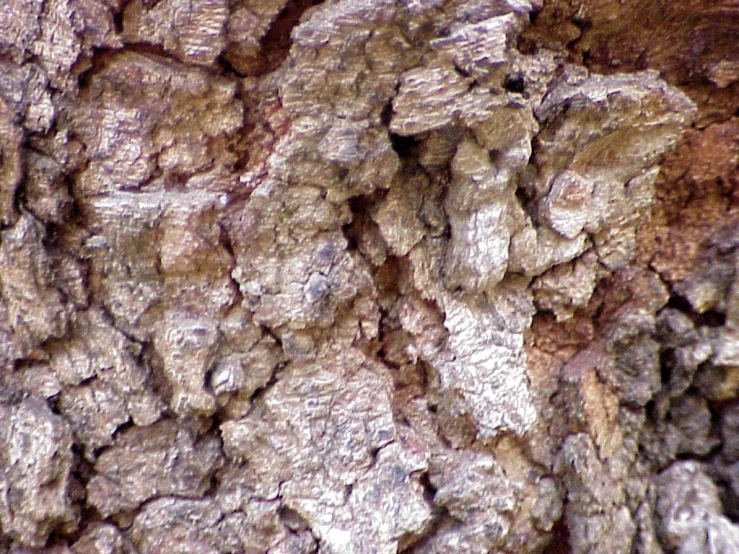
left=65, top=52, right=242, bottom=197
left=540, top=169, right=595, bottom=240
left=439, top=292, right=537, bottom=439
left=270, top=0, right=409, bottom=201
left=444, top=202, right=511, bottom=291
left=87, top=420, right=222, bottom=518
left=372, top=174, right=427, bottom=257
left=557, top=434, right=634, bottom=554
left=57, top=380, right=130, bottom=457
left=130, top=497, right=241, bottom=554
left=0, top=398, right=77, bottom=547
left=655, top=461, right=739, bottom=554
left=47, top=308, right=164, bottom=427
left=0, top=98, right=23, bottom=227
left=430, top=13, right=521, bottom=87
left=422, top=450, right=524, bottom=553
left=0, top=214, right=71, bottom=354
left=2, top=0, right=121, bottom=92
left=443, top=137, right=512, bottom=292
left=122, top=0, right=228, bottom=67
left=72, top=523, right=138, bottom=554
left=0, top=60, right=55, bottom=134
left=534, top=68, right=696, bottom=267
left=229, top=184, right=371, bottom=330
left=154, top=309, right=220, bottom=416
left=400, top=262, right=539, bottom=441
left=392, top=67, right=496, bottom=136
left=221, top=348, right=432, bottom=554
left=534, top=250, right=601, bottom=321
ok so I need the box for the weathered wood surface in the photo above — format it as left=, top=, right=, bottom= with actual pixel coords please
left=0, top=0, right=737, bottom=552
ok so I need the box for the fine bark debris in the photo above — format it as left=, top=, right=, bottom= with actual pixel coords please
left=0, top=0, right=737, bottom=552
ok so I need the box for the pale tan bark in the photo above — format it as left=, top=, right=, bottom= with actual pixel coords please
left=0, top=1, right=736, bottom=553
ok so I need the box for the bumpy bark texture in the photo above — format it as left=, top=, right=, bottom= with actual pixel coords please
left=0, top=0, right=737, bottom=553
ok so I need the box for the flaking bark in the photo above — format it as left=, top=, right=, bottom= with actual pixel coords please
left=0, top=0, right=737, bottom=553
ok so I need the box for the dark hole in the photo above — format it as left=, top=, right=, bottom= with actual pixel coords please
left=667, top=295, right=727, bottom=327
left=645, top=400, right=657, bottom=421
left=660, top=349, right=675, bottom=385
left=515, top=184, right=535, bottom=206
left=488, top=149, right=503, bottom=165
left=112, top=8, right=124, bottom=34
left=542, top=515, right=570, bottom=554
left=572, top=16, right=592, bottom=31
left=380, top=100, right=393, bottom=127
left=702, top=310, right=726, bottom=327
left=504, top=74, right=525, bottom=94
left=389, top=133, right=418, bottom=158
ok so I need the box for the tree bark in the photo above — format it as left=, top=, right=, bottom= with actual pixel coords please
left=0, top=0, right=737, bottom=553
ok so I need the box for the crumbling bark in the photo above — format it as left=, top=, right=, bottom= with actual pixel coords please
left=0, top=0, right=737, bottom=553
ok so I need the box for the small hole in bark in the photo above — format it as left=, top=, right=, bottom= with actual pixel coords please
left=343, top=195, right=367, bottom=249
left=701, top=310, right=726, bottom=327
left=645, top=400, right=657, bottom=421
left=488, top=149, right=503, bottom=165
left=572, top=16, right=592, bottom=31
left=504, top=74, right=525, bottom=94
left=542, top=516, right=571, bottom=554
left=380, top=100, right=394, bottom=127
left=660, top=349, right=675, bottom=384
left=716, top=475, right=739, bottom=522
left=666, top=295, right=726, bottom=327
left=515, top=183, right=536, bottom=207
left=389, top=134, right=418, bottom=158
left=112, top=7, right=124, bottom=34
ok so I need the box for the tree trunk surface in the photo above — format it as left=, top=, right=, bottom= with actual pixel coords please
left=0, top=0, right=737, bottom=553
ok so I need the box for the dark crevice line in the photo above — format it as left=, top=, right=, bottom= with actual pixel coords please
left=242, top=0, right=326, bottom=77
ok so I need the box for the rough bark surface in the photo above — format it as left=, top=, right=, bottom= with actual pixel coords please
left=0, top=0, right=737, bottom=553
